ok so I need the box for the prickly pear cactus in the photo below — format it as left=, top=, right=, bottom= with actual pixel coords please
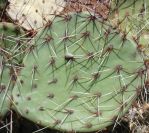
left=7, top=0, right=66, bottom=30
left=0, top=56, right=12, bottom=118
left=110, top=0, right=149, bottom=45
left=12, top=12, right=146, bottom=132
left=0, top=22, right=25, bottom=118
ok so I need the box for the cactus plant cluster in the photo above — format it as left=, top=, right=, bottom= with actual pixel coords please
left=0, top=0, right=148, bottom=132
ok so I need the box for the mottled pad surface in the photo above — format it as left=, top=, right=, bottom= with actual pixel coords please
left=13, top=13, right=145, bottom=132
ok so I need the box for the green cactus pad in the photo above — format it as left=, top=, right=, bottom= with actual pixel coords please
left=0, top=55, right=13, bottom=118
left=12, top=13, right=146, bottom=132
left=0, top=22, right=25, bottom=83
left=0, top=22, right=26, bottom=64
left=0, top=22, right=26, bottom=118
left=110, top=0, right=149, bottom=45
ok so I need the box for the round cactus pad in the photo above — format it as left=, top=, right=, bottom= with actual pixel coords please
left=12, top=13, right=145, bottom=132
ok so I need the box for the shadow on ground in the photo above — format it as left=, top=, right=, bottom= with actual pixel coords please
left=0, top=111, right=130, bottom=133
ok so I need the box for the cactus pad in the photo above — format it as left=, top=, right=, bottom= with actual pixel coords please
left=110, top=0, right=149, bottom=44
left=7, top=0, right=66, bottom=30
left=0, top=22, right=26, bottom=118
left=12, top=13, right=146, bottom=132
left=0, top=55, right=12, bottom=118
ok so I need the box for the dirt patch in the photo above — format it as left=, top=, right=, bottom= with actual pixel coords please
left=62, top=0, right=110, bottom=19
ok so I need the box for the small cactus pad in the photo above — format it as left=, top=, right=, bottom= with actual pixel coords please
left=7, top=0, right=66, bottom=30
left=12, top=13, right=146, bottom=132
left=0, top=56, right=12, bottom=118
left=0, top=22, right=25, bottom=118
left=110, top=0, right=149, bottom=44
